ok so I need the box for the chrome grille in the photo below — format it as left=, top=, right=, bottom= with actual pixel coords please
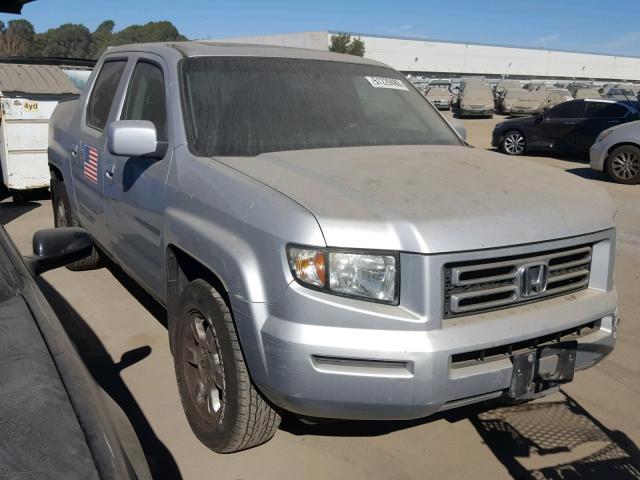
left=444, top=245, right=592, bottom=317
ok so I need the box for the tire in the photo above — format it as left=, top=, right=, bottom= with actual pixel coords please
left=606, top=145, right=640, bottom=185
left=51, top=179, right=102, bottom=270
left=172, top=279, right=280, bottom=453
left=501, top=130, right=526, bottom=155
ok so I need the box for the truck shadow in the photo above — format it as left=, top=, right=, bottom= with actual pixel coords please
left=283, top=391, right=640, bottom=479
left=104, top=258, right=168, bottom=329
left=470, top=391, right=640, bottom=479
left=37, top=279, right=182, bottom=480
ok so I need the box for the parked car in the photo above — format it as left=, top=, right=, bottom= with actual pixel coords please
left=567, top=83, right=594, bottom=96
left=600, top=83, right=636, bottom=96
left=523, top=82, right=543, bottom=91
left=455, top=77, right=483, bottom=106
left=604, top=88, right=637, bottom=101
left=0, top=225, right=151, bottom=479
left=499, top=87, right=528, bottom=114
left=428, top=78, right=452, bottom=89
left=492, top=99, right=640, bottom=155
left=543, top=88, right=574, bottom=110
left=458, top=82, right=494, bottom=117
left=425, top=86, right=452, bottom=110
left=590, top=120, right=640, bottom=184
left=509, top=90, right=550, bottom=116
left=494, top=80, right=521, bottom=104
left=574, top=88, right=602, bottom=100
left=50, top=42, right=619, bottom=453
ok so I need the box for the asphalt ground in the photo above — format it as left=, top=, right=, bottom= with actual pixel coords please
left=2, top=113, right=639, bottom=479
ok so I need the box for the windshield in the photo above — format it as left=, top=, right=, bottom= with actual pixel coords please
left=504, top=89, right=525, bottom=99
left=180, top=57, right=460, bottom=157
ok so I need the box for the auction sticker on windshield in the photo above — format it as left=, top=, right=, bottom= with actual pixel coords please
left=365, top=76, right=409, bottom=91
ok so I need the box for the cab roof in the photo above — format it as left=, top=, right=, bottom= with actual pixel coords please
left=105, top=41, right=387, bottom=68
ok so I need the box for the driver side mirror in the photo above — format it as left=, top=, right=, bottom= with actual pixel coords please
left=107, top=120, right=166, bottom=158
left=24, top=228, right=93, bottom=276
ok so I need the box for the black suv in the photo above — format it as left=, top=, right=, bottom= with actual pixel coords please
left=492, top=99, right=640, bottom=156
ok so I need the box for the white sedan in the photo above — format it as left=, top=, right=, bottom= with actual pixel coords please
left=590, top=120, right=640, bottom=184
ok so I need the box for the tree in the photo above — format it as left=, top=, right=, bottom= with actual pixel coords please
left=95, top=20, right=115, bottom=36
left=90, top=20, right=115, bottom=58
left=0, top=19, right=35, bottom=56
left=35, top=23, right=92, bottom=58
left=329, top=33, right=365, bottom=57
left=0, top=19, right=188, bottom=59
left=111, top=21, right=186, bottom=46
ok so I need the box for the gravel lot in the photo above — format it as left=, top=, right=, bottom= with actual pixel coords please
left=2, top=113, right=639, bottom=479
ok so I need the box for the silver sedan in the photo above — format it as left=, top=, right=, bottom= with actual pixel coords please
left=590, top=120, right=640, bottom=184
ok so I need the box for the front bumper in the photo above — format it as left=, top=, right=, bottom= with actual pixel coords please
left=432, top=100, right=451, bottom=109
left=460, top=107, right=493, bottom=117
left=491, top=131, right=503, bottom=148
left=590, top=140, right=608, bottom=171
left=232, top=231, right=617, bottom=421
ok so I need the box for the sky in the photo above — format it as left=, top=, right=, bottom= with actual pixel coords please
left=2, top=0, right=639, bottom=57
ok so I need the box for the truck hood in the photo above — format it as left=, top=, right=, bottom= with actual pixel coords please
left=215, top=145, right=615, bottom=253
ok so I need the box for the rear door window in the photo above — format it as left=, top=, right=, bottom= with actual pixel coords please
left=121, top=61, right=168, bottom=142
left=86, top=60, right=127, bottom=131
left=585, top=103, right=629, bottom=119
left=547, top=101, right=586, bottom=119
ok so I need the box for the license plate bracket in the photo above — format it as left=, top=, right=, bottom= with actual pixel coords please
left=508, top=340, right=577, bottom=400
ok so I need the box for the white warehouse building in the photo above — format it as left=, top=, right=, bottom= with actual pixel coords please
left=214, top=30, right=640, bottom=82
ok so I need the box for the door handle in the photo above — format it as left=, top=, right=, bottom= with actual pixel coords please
left=564, top=121, right=576, bottom=125
left=608, top=120, right=619, bottom=124
left=70, top=143, right=78, bottom=158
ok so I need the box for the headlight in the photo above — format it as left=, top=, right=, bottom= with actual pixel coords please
left=287, top=246, right=398, bottom=304
left=597, top=130, right=612, bottom=143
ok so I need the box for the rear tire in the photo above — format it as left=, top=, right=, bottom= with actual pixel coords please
left=172, top=279, right=280, bottom=453
left=501, top=130, right=526, bottom=155
left=606, top=145, right=640, bottom=184
left=51, top=178, right=102, bottom=270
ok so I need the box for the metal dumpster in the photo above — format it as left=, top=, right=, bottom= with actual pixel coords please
left=0, top=63, right=80, bottom=201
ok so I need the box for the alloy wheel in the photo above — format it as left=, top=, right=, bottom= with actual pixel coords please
left=503, top=132, right=525, bottom=155
left=611, top=150, right=640, bottom=181
left=183, top=311, right=225, bottom=424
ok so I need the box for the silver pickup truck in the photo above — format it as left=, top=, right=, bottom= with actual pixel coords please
left=48, top=42, right=619, bottom=453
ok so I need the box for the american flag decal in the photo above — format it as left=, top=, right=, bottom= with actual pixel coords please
left=83, top=145, right=99, bottom=184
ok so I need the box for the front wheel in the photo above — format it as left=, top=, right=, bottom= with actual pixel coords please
left=172, top=279, right=280, bottom=453
left=501, top=130, right=526, bottom=155
left=607, top=145, right=640, bottom=184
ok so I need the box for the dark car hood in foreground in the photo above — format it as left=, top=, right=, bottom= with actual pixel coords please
left=216, top=145, right=615, bottom=253
left=0, top=295, right=99, bottom=478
